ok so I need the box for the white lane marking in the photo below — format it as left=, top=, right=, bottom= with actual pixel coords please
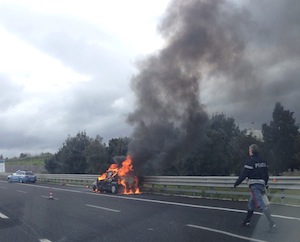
left=187, top=224, right=268, bottom=242
left=41, top=195, right=58, bottom=200
left=1, top=186, right=8, bottom=189
left=40, top=186, right=81, bottom=193
left=39, top=239, right=52, bottom=242
left=105, top=195, right=300, bottom=222
left=86, top=204, right=121, bottom=213
left=0, top=212, right=9, bottom=219
left=271, top=214, right=300, bottom=221
left=16, top=190, right=27, bottom=193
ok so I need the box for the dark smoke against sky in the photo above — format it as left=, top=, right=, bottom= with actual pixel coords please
left=127, top=0, right=300, bottom=173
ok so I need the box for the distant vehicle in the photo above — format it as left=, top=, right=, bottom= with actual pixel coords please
left=7, top=170, right=37, bottom=183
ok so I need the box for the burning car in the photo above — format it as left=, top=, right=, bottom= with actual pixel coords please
left=93, top=156, right=140, bottom=194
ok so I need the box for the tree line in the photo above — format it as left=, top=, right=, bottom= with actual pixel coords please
left=44, top=102, right=300, bottom=176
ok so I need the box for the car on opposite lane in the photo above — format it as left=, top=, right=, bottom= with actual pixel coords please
left=7, top=170, right=37, bottom=183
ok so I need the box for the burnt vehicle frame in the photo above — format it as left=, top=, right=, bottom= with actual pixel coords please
left=93, top=170, right=138, bottom=194
left=96, top=170, right=119, bottom=193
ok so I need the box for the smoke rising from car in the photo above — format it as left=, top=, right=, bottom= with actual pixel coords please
left=127, top=0, right=300, bottom=174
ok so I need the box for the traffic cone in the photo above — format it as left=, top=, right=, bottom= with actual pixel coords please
left=49, top=187, right=54, bottom=200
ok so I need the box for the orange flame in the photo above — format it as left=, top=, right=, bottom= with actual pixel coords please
left=118, top=156, right=134, bottom=177
left=118, top=156, right=140, bottom=194
left=98, top=164, right=118, bottom=181
left=96, top=156, right=140, bottom=194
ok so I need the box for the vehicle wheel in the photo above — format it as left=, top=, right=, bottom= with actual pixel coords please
left=118, top=184, right=125, bottom=194
left=97, top=181, right=104, bottom=193
left=19, top=178, right=23, bottom=183
left=111, top=185, right=117, bottom=194
left=7, top=178, right=11, bottom=183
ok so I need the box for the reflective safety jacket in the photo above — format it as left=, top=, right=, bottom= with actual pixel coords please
left=234, top=154, right=269, bottom=187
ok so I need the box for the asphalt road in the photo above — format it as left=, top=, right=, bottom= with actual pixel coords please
left=0, top=181, right=299, bottom=242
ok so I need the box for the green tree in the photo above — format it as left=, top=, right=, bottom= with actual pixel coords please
left=19, top=153, right=28, bottom=158
left=107, top=137, right=130, bottom=159
left=200, top=113, right=243, bottom=175
left=293, top=132, right=300, bottom=171
left=57, top=131, right=92, bottom=173
left=84, top=135, right=109, bottom=174
left=168, top=113, right=258, bottom=176
left=262, top=102, right=299, bottom=174
left=44, top=153, right=61, bottom=174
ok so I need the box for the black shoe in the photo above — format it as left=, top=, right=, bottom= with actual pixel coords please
left=242, top=220, right=250, bottom=227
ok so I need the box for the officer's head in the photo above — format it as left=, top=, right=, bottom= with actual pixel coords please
left=249, top=144, right=259, bottom=155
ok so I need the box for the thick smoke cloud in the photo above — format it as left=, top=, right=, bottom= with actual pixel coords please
left=127, top=0, right=300, bottom=174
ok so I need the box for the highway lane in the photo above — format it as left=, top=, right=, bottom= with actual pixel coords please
left=0, top=181, right=299, bottom=242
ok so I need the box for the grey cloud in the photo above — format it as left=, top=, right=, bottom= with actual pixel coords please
left=0, top=4, right=135, bottom=157
left=0, top=78, right=133, bottom=157
left=0, top=4, right=131, bottom=77
left=0, top=75, right=23, bottom=110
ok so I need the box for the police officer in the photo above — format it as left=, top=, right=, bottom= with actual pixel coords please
left=234, top=144, right=276, bottom=231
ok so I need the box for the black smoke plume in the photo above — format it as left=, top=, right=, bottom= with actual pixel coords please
left=127, top=0, right=300, bottom=174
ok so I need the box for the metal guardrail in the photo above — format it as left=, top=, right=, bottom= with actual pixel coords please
left=141, top=176, right=300, bottom=204
left=143, top=176, right=300, bottom=190
left=1, top=173, right=299, bottom=190
left=37, top=173, right=98, bottom=181
left=37, top=174, right=98, bottom=186
left=1, top=173, right=299, bottom=203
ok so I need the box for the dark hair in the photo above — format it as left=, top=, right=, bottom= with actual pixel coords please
left=249, top=144, right=259, bottom=154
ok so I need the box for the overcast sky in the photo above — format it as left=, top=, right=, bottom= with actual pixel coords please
left=1, top=0, right=299, bottom=158
left=0, top=0, right=171, bottom=158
